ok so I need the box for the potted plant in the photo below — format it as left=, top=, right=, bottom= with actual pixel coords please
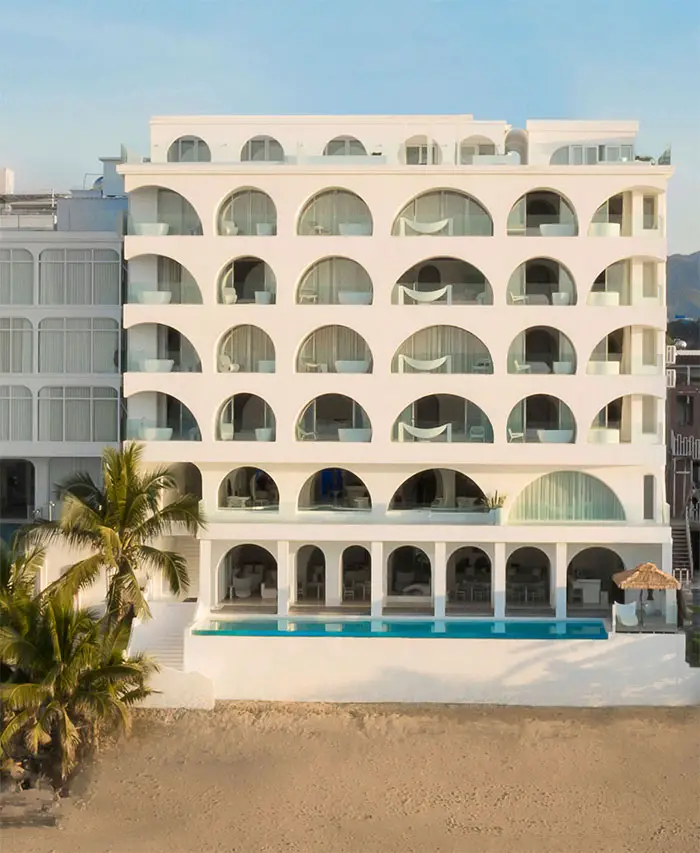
left=480, top=491, right=507, bottom=524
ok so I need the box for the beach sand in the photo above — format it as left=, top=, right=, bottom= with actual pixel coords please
left=3, top=703, right=699, bottom=853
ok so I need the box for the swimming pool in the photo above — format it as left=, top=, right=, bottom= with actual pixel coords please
left=193, top=617, right=608, bottom=640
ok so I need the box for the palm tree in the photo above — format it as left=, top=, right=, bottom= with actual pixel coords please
left=0, top=593, right=154, bottom=791
left=22, top=443, right=204, bottom=627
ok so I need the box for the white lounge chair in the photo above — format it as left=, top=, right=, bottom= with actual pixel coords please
left=398, top=216, right=454, bottom=236
left=398, top=422, right=452, bottom=443
left=219, top=353, right=240, bottom=372
left=614, top=601, right=639, bottom=628
left=508, top=427, right=525, bottom=442
left=398, top=285, right=453, bottom=305
left=397, top=354, right=452, bottom=373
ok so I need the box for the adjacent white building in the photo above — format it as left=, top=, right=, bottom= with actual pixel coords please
left=113, top=114, right=672, bottom=624
left=0, top=160, right=126, bottom=546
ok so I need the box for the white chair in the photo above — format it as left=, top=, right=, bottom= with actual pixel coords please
left=508, top=427, right=525, bottom=442
left=219, top=353, right=240, bottom=372
left=468, top=425, right=486, bottom=442
left=260, top=583, right=277, bottom=600
left=220, top=423, right=234, bottom=441
left=509, top=293, right=528, bottom=305
left=513, top=359, right=531, bottom=374
left=614, top=601, right=639, bottom=628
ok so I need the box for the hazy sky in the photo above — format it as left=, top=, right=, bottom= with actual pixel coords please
left=1, top=0, right=698, bottom=252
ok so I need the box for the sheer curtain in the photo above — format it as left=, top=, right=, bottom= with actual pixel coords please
left=39, top=319, right=118, bottom=373
left=510, top=472, right=625, bottom=522
left=298, top=258, right=372, bottom=304
left=39, top=250, right=65, bottom=303
left=38, top=387, right=117, bottom=441
left=220, top=326, right=275, bottom=372
left=393, top=327, right=490, bottom=373
left=157, top=190, right=202, bottom=235
left=0, top=386, right=32, bottom=440
left=222, top=191, right=277, bottom=235
left=0, top=249, right=33, bottom=304
left=298, top=191, right=371, bottom=235
left=158, top=257, right=201, bottom=304
left=396, top=192, right=492, bottom=236
left=92, top=250, right=120, bottom=304
left=298, top=327, right=371, bottom=371
left=0, top=319, right=32, bottom=372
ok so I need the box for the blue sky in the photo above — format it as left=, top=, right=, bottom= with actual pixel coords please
left=1, top=0, right=698, bottom=252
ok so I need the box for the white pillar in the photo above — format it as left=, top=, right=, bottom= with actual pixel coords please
left=661, top=541, right=673, bottom=576
left=277, top=540, right=290, bottom=616
left=324, top=544, right=343, bottom=607
left=195, top=539, right=212, bottom=619
left=434, top=541, right=446, bottom=618
left=554, top=542, right=568, bottom=618
left=493, top=542, right=506, bottom=618
left=371, top=541, right=384, bottom=617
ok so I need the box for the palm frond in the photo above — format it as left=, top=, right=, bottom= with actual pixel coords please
left=136, top=546, right=190, bottom=597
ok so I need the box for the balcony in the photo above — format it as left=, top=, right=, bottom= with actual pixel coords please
left=588, top=258, right=663, bottom=307
left=125, top=392, right=201, bottom=441
left=392, top=190, right=493, bottom=237
left=506, top=259, right=576, bottom=306
left=297, top=190, right=372, bottom=236
left=126, top=255, right=202, bottom=305
left=298, top=469, right=372, bottom=512
left=587, top=327, right=663, bottom=376
left=217, top=189, right=277, bottom=236
left=507, top=395, right=576, bottom=444
left=393, top=395, right=493, bottom=443
left=217, top=395, right=276, bottom=442
left=127, top=188, right=202, bottom=236
left=218, top=257, right=276, bottom=304
left=297, top=326, right=372, bottom=374
left=507, top=327, right=576, bottom=375
left=296, top=257, right=373, bottom=305
left=218, top=325, right=275, bottom=373
left=218, top=467, right=279, bottom=511
left=507, top=191, right=578, bottom=237
left=296, top=395, right=371, bottom=442
left=126, top=325, right=201, bottom=373
left=588, top=396, right=663, bottom=445
left=393, top=257, right=493, bottom=305
left=588, top=191, right=665, bottom=238
left=389, top=470, right=490, bottom=517
left=393, top=327, right=492, bottom=374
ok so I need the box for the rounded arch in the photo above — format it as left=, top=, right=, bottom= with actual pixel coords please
left=400, top=135, right=442, bottom=165
left=217, top=256, right=276, bottom=304
left=387, top=546, right=432, bottom=596
left=588, top=394, right=663, bottom=444
left=216, top=393, right=276, bottom=442
left=447, top=546, right=492, bottom=610
left=219, top=544, right=278, bottom=603
left=128, top=186, right=202, bottom=236
left=125, top=392, right=201, bottom=441
left=588, top=256, right=663, bottom=306
left=392, top=189, right=493, bottom=236
left=342, top=546, right=371, bottom=603
left=296, top=545, right=326, bottom=602
left=298, top=468, right=371, bottom=511
left=296, top=394, right=372, bottom=442
left=506, top=547, right=551, bottom=613
left=567, top=547, right=625, bottom=614
left=167, top=135, right=211, bottom=163
left=393, top=256, right=493, bottom=305
left=296, top=325, right=372, bottom=374
left=589, top=186, right=663, bottom=237
left=587, top=325, right=663, bottom=376
left=297, top=188, right=373, bottom=236
left=240, top=135, right=284, bottom=162
left=324, top=135, right=367, bottom=156
left=169, top=462, right=202, bottom=501
left=506, top=395, right=576, bottom=443
left=127, top=253, right=202, bottom=304
left=510, top=472, right=625, bottom=522
left=507, top=326, right=576, bottom=375
left=506, top=258, right=577, bottom=306
left=217, top=467, right=279, bottom=509
left=507, top=188, right=578, bottom=237
left=389, top=469, right=486, bottom=511
left=296, top=257, right=373, bottom=305
left=0, top=457, right=35, bottom=520
left=126, top=323, right=201, bottom=373
left=459, top=135, right=497, bottom=164
left=393, top=394, right=493, bottom=443
left=217, top=188, right=277, bottom=236
left=217, top=325, right=275, bottom=373
left=505, top=128, right=528, bottom=165
left=393, top=325, right=492, bottom=374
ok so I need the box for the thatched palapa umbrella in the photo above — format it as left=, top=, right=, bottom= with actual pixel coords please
left=613, top=562, right=680, bottom=624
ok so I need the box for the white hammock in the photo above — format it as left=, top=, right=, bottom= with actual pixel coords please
left=397, top=354, right=452, bottom=373
left=398, top=422, right=453, bottom=442
left=398, top=217, right=453, bottom=236
left=398, top=285, right=453, bottom=305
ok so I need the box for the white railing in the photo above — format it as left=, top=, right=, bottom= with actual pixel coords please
left=672, top=432, right=700, bottom=460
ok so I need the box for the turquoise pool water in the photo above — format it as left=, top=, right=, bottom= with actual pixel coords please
left=193, top=618, right=608, bottom=640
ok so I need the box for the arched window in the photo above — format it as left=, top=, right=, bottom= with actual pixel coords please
left=506, top=258, right=576, bottom=306
left=125, top=392, right=200, bottom=441
left=126, top=324, right=201, bottom=373
left=0, top=248, right=33, bottom=304
left=389, top=470, right=486, bottom=512
left=459, top=135, right=497, bottom=164
left=127, top=254, right=202, bottom=305
left=393, top=326, right=492, bottom=374
left=0, top=318, right=32, bottom=373
left=298, top=469, right=371, bottom=511
left=297, top=326, right=372, bottom=373
left=38, top=248, right=120, bottom=305
left=220, top=544, right=278, bottom=603
left=298, top=189, right=372, bottom=236
left=38, top=386, right=118, bottom=442
left=218, top=257, right=276, bottom=304
left=128, top=188, right=202, bottom=236
left=507, top=395, right=576, bottom=443
left=401, top=136, right=441, bottom=165
left=217, top=395, right=275, bottom=442
left=240, top=135, right=285, bottom=162
left=167, top=136, right=211, bottom=162
left=392, top=190, right=493, bottom=236
left=507, top=190, right=578, bottom=236
left=324, top=136, right=367, bottom=156
left=510, top=472, right=625, bottom=522
left=38, top=318, right=119, bottom=374
left=297, top=395, right=371, bottom=442
left=507, top=327, right=576, bottom=374
left=393, top=395, right=493, bottom=443
left=393, top=257, right=492, bottom=305
left=589, top=395, right=662, bottom=444
left=387, top=546, right=432, bottom=596
left=0, top=385, right=32, bottom=441
left=218, top=325, right=275, bottom=373
left=297, top=257, right=372, bottom=305
left=218, top=468, right=279, bottom=510
left=217, top=189, right=277, bottom=236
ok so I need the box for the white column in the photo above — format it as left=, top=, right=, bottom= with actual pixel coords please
left=324, top=544, right=343, bottom=607
left=371, top=541, right=384, bottom=617
left=277, top=540, right=290, bottom=617
left=661, top=541, right=673, bottom=576
left=493, top=542, right=506, bottom=618
left=33, top=458, right=50, bottom=518
left=195, top=539, right=212, bottom=619
left=554, top=542, right=568, bottom=618
left=434, top=541, right=446, bottom=618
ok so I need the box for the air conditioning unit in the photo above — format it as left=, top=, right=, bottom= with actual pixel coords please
left=666, top=368, right=676, bottom=388
left=666, top=344, right=677, bottom=365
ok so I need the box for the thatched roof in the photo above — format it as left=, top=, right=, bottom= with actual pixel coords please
left=613, top=562, right=680, bottom=590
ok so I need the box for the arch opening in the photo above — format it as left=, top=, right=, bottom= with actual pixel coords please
left=510, top=472, right=625, bottom=522
left=447, top=547, right=492, bottom=613
left=400, top=136, right=441, bottom=165
left=589, top=395, right=662, bottom=445
left=342, top=546, right=372, bottom=604
left=126, top=324, right=201, bottom=373
left=297, top=394, right=371, bottom=442
left=128, top=187, right=202, bottom=236
left=125, top=392, right=201, bottom=441
left=167, top=136, right=211, bottom=163
left=567, top=547, right=625, bottom=616
left=295, top=545, right=326, bottom=604
left=217, top=394, right=276, bottom=442
left=218, top=325, right=275, bottom=373
left=297, top=257, right=373, bottom=305
left=218, top=467, right=279, bottom=510
left=298, top=469, right=371, bottom=512
left=297, top=326, right=372, bottom=374
left=127, top=254, right=202, bottom=305
left=218, top=189, right=277, bottom=236
left=298, top=189, right=372, bottom=236
left=240, top=136, right=285, bottom=162
left=587, top=326, right=662, bottom=376
left=588, top=258, right=662, bottom=307
left=393, top=326, right=492, bottom=374
left=389, top=470, right=486, bottom=513
left=220, top=544, right=278, bottom=604
left=506, top=547, right=552, bottom=615
left=393, top=395, right=493, bottom=443
left=218, top=257, right=276, bottom=304
left=507, top=326, right=576, bottom=375
left=393, top=257, right=492, bottom=305
left=0, top=458, right=35, bottom=522
left=507, top=190, right=578, bottom=237
left=392, top=190, right=493, bottom=237
left=507, top=258, right=576, bottom=306
left=324, top=136, right=367, bottom=156
left=387, top=546, right=432, bottom=600
left=507, top=395, right=576, bottom=444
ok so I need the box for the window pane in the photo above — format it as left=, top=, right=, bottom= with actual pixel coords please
left=643, top=475, right=655, bottom=520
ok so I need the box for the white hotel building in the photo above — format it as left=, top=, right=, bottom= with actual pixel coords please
left=119, top=114, right=673, bottom=625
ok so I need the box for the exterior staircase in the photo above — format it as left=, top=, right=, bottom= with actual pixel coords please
left=671, top=510, right=694, bottom=587
left=129, top=601, right=197, bottom=671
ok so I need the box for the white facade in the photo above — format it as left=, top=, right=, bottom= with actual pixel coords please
left=0, top=183, right=123, bottom=536
left=118, top=114, right=673, bottom=623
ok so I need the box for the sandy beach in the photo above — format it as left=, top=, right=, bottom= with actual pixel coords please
left=3, top=703, right=699, bottom=853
